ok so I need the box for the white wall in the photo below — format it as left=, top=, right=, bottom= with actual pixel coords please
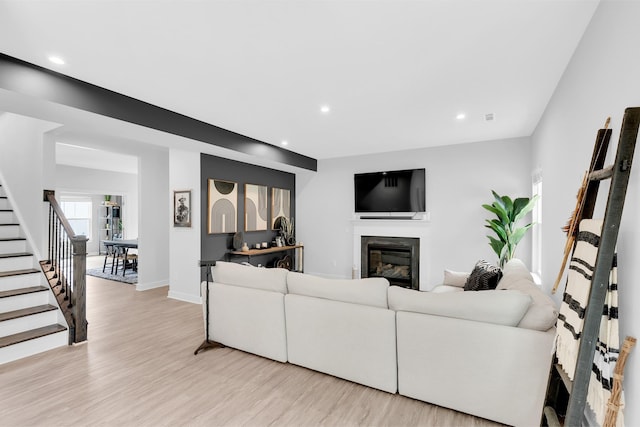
left=297, top=136, right=532, bottom=288
left=531, top=0, right=640, bottom=424
left=0, top=112, right=60, bottom=259
left=168, top=149, right=201, bottom=303
left=136, top=147, right=170, bottom=291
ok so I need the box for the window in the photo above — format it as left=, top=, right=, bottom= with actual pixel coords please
left=60, top=198, right=92, bottom=239
left=531, top=170, right=543, bottom=283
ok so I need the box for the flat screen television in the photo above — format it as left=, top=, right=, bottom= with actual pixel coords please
left=354, top=168, right=426, bottom=213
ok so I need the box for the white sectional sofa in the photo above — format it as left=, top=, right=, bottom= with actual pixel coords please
left=199, top=259, right=558, bottom=427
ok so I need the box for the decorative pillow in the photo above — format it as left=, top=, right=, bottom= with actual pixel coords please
left=464, top=260, right=503, bottom=291
left=443, top=269, right=469, bottom=287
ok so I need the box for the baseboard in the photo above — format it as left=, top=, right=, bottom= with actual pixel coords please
left=136, top=280, right=168, bottom=291
left=168, top=290, right=202, bottom=305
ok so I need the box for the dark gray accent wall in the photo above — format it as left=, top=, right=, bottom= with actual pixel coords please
left=0, top=52, right=317, bottom=171
left=201, top=153, right=295, bottom=267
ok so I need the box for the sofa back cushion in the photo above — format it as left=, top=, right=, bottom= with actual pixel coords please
left=388, top=286, right=531, bottom=327
left=287, top=272, right=390, bottom=308
left=212, top=261, right=289, bottom=293
left=497, top=258, right=558, bottom=331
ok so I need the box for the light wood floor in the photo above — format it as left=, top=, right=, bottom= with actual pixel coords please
left=0, top=274, right=504, bottom=427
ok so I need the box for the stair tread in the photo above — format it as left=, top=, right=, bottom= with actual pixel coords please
left=0, top=269, right=40, bottom=278
left=0, top=324, right=67, bottom=348
left=0, top=252, right=32, bottom=259
left=0, top=237, right=26, bottom=241
left=0, top=286, right=48, bottom=299
left=0, top=223, right=19, bottom=226
left=0, top=304, right=57, bottom=322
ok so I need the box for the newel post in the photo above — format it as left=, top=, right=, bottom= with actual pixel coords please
left=71, top=235, right=88, bottom=343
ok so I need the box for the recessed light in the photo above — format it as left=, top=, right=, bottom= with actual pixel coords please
left=48, top=56, right=65, bottom=65
left=456, top=113, right=466, bottom=120
left=320, top=105, right=331, bottom=114
left=281, top=140, right=289, bottom=146
left=485, top=113, right=495, bottom=121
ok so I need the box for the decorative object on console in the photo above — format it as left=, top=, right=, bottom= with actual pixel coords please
left=271, top=187, right=291, bottom=229
left=244, top=183, right=268, bottom=231
left=463, top=260, right=502, bottom=291
left=208, top=179, right=238, bottom=234
left=173, top=190, right=191, bottom=227
left=233, top=232, right=244, bottom=251
left=275, top=255, right=293, bottom=270
left=482, top=190, right=539, bottom=268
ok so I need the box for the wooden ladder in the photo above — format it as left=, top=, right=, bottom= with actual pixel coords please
left=545, top=107, right=640, bottom=426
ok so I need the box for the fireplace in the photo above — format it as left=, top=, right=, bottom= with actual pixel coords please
left=361, top=236, right=419, bottom=289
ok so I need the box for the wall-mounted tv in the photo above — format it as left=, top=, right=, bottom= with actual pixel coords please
left=354, top=168, right=426, bottom=213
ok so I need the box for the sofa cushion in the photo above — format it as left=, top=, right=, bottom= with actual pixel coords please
left=497, top=258, right=559, bottom=331
left=431, top=285, right=464, bottom=293
left=212, top=261, right=289, bottom=293
left=443, top=269, right=469, bottom=287
left=287, top=272, right=390, bottom=308
left=388, top=286, right=531, bottom=327
left=464, top=260, right=503, bottom=291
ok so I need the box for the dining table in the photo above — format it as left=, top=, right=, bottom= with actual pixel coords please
left=102, top=239, right=138, bottom=275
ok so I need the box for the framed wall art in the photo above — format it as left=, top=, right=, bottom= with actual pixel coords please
left=271, top=187, right=291, bottom=229
left=208, top=179, right=238, bottom=234
left=244, top=183, right=268, bottom=232
left=173, top=190, right=191, bottom=227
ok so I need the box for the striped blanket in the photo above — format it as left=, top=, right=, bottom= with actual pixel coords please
left=556, top=219, right=623, bottom=426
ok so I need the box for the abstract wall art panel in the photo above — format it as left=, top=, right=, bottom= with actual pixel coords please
left=271, top=187, right=291, bottom=229
left=208, top=179, right=237, bottom=234
left=245, top=183, right=268, bottom=231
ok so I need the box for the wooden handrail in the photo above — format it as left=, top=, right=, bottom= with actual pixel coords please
left=45, top=191, right=77, bottom=238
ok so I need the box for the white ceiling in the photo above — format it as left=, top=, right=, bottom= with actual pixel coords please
left=0, top=0, right=599, bottom=160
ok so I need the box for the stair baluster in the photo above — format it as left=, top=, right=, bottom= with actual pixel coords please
left=41, top=191, right=88, bottom=344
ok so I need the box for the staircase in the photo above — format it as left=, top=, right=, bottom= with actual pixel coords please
left=0, top=184, right=68, bottom=365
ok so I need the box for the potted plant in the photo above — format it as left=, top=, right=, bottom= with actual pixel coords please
left=482, top=190, right=539, bottom=268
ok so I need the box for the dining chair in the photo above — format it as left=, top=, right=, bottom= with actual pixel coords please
left=102, top=243, right=118, bottom=274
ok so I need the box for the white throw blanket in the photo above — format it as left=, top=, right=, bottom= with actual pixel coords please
left=555, top=219, right=623, bottom=426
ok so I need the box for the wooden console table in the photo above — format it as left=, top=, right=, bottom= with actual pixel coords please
left=228, top=244, right=304, bottom=272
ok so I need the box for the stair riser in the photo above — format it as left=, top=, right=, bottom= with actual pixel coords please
left=0, top=199, right=10, bottom=210
left=0, top=330, right=67, bottom=365
left=0, top=310, right=58, bottom=338
left=0, top=211, right=15, bottom=223
left=0, top=240, right=27, bottom=253
left=0, top=256, right=35, bottom=272
left=0, top=274, right=42, bottom=292
left=0, top=225, right=21, bottom=239
left=0, top=292, right=49, bottom=313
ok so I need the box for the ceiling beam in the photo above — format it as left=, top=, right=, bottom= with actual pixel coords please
left=0, top=53, right=317, bottom=172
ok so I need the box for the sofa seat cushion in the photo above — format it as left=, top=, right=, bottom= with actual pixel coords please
left=212, top=261, right=289, bottom=293
left=287, top=271, right=390, bottom=308
left=497, top=259, right=559, bottom=331
left=388, top=286, right=531, bottom=327
left=431, top=285, right=464, bottom=293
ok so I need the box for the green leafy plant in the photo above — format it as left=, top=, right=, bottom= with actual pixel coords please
left=482, top=190, right=539, bottom=268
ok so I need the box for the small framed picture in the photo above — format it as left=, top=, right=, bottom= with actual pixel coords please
left=173, top=190, right=191, bottom=227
